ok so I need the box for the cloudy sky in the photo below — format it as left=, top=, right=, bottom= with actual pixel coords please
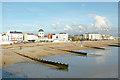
left=2, top=2, right=118, bottom=36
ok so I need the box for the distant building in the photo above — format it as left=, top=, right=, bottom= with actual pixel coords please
left=52, top=33, right=68, bottom=42
left=70, top=35, right=83, bottom=41
left=24, top=33, right=38, bottom=42
left=38, top=29, right=44, bottom=37
left=2, top=33, right=9, bottom=41
left=37, top=35, right=53, bottom=42
left=83, top=33, right=102, bottom=40
left=7, top=30, right=23, bottom=42
left=0, top=34, right=2, bottom=41
left=108, top=36, right=115, bottom=40
left=37, top=29, right=52, bottom=42
left=102, top=35, right=115, bottom=40
left=48, top=34, right=53, bottom=39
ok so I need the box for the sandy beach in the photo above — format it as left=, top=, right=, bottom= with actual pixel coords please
left=0, top=40, right=119, bottom=66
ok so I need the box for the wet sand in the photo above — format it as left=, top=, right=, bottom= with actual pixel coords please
left=1, top=40, right=119, bottom=66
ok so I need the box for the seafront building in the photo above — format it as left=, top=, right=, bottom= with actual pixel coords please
left=1, top=33, right=9, bottom=41
left=48, top=34, right=53, bottom=39
left=83, top=33, right=115, bottom=40
left=0, top=30, right=23, bottom=43
left=102, top=35, right=115, bottom=40
left=52, top=33, right=68, bottom=42
left=24, top=33, right=38, bottom=42
left=38, top=29, right=44, bottom=37
left=0, top=29, right=116, bottom=45
left=0, top=34, right=2, bottom=41
left=83, top=33, right=102, bottom=40
left=37, top=29, right=52, bottom=42
left=69, top=35, right=83, bottom=41
left=7, top=30, right=23, bottom=42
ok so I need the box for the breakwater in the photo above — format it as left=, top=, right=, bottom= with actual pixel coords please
left=14, top=51, right=68, bottom=70
left=109, top=44, right=120, bottom=47
left=68, top=50, right=87, bottom=55
left=92, top=47, right=105, bottom=50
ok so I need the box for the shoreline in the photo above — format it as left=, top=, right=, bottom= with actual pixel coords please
left=1, top=40, right=119, bottom=66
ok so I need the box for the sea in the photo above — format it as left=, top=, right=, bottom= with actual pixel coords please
left=1, top=47, right=118, bottom=78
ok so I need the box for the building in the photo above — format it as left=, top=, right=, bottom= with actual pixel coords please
left=37, top=35, right=53, bottom=42
left=0, top=34, right=1, bottom=41
left=2, top=34, right=9, bottom=41
left=83, top=33, right=102, bottom=40
left=0, top=33, right=13, bottom=45
left=38, top=29, right=44, bottom=37
left=102, top=35, right=115, bottom=40
left=108, top=36, right=115, bottom=40
left=69, top=35, right=83, bottom=41
left=7, top=30, right=23, bottom=42
left=48, top=34, right=53, bottom=39
left=24, top=33, right=38, bottom=42
left=52, top=33, right=68, bottom=42
left=37, top=29, right=53, bottom=42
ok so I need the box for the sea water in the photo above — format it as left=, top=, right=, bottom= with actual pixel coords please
left=2, top=47, right=118, bottom=78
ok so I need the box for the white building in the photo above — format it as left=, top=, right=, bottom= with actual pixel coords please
left=102, top=35, right=115, bottom=40
left=24, top=33, right=38, bottom=42
left=0, top=33, right=9, bottom=41
left=37, top=29, right=53, bottom=42
left=52, top=33, right=68, bottom=42
left=0, top=34, right=2, bottom=41
left=7, top=30, right=23, bottom=42
left=38, top=29, right=44, bottom=37
left=83, top=33, right=102, bottom=40
left=108, top=36, right=115, bottom=40
left=2, top=34, right=9, bottom=41
left=0, top=33, right=13, bottom=45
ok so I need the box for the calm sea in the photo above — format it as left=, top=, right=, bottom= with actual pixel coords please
left=2, top=47, right=118, bottom=78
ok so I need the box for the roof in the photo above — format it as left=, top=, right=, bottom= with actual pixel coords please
left=85, top=32, right=99, bottom=34
left=44, top=35, right=48, bottom=37
left=11, top=40, right=17, bottom=41
left=10, top=31, right=23, bottom=34
left=74, top=34, right=83, bottom=36
left=59, top=33, right=67, bottom=34
left=27, top=33, right=34, bottom=35
left=38, top=29, right=44, bottom=32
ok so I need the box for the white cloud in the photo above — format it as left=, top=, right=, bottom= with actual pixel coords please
left=63, top=25, right=72, bottom=31
left=37, top=22, right=46, bottom=27
left=78, top=25, right=82, bottom=28
left=88, top=14, right=112, bottom=31
left=50, top=22, right=60, bottom=29
left=51, top=24, right=57, bottom=29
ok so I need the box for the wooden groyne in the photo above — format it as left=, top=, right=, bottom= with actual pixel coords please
left=49, top=47, right=87, bottom=56
left=85, top=46, right=105, bottom=50
left=69, top=51, right=87, bottom=55
left=92, top=47, right=105, bottom=50
left=14, top=51, right=68, bottom=70
left=63, top=50, right=87, bottom=55
left=40, top=59, right=68, bottom=70
left=108, top=44, right=120, bottom=47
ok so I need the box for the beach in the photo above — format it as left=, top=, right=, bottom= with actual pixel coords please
left=1, top=40, right=119, bottom=66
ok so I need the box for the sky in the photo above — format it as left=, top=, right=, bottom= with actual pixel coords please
left=2, top=2, right=118, bottom=36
